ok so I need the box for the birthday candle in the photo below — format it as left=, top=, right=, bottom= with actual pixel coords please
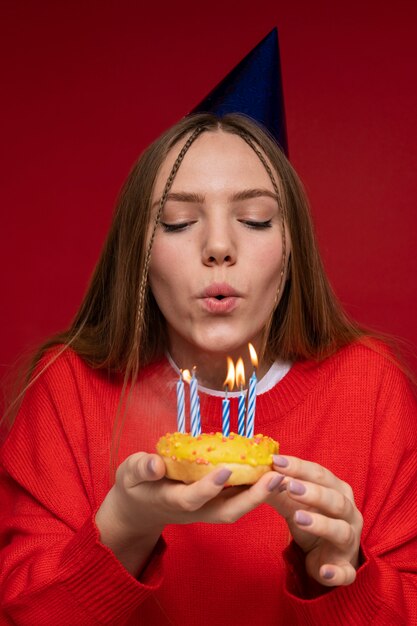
left=222, top=388, right=230, bottom=437
left=196, top=395, right=202, bottom=436
left=222, top=357, right=235, bottom=437
left=246, top=370, right=257, bottom=438
left=238, top=393, right=246, bottom=436
left=190, top=368, right=201, bottom=437
left=176, top=372, right=186, bottom=433
left=246, top=344, right=258, bottom=438
left=235, top=358, right=246, bottom=436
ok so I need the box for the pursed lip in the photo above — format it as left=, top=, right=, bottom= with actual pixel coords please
left=200, top=282, right=241, bottom=299
left=199, top=282, right=242, bottom=314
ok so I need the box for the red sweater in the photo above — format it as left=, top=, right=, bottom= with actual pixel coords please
left=1, top=341, right=417, bottom=625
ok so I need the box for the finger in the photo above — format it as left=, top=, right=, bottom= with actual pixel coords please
left=203, top=471, right=285, bottom=523
left=286, top=479, right=355, bottom=522
left=273, top=455, right=340, bottom=489
left=294, top=510, right=356, bottom=552
left=273, top=457, right=355, bottom=505
left=170, top=467, right=234, bottom=513
left=317, top=562, right=357, bottom=587
left=120, top=452, right=166, bottom=488
left=174, top=468, right=285, bottom=515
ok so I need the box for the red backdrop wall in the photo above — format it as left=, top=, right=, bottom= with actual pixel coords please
left=1, top=0, right=416, bottom=397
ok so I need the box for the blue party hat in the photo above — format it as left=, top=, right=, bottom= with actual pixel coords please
left=190, top=28, right=288, bottom=155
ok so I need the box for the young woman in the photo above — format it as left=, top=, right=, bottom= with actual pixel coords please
left=1, top=113, right=416, bottom=625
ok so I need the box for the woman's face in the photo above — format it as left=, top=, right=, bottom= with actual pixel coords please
left=148, top=129, right=288, bottom=372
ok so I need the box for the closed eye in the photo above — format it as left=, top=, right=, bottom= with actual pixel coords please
left=240, top=219, right=273, bottom=229
left=160, top=221, right=196, bottom=233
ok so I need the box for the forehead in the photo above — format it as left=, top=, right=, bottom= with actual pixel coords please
left=153, top=129, right=276, bottom=198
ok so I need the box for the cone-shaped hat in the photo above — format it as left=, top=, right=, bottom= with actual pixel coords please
left=190, top=28, right=288, bottom=156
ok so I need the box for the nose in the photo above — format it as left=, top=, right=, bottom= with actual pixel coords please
left=201, top=219, right=237, bottom=267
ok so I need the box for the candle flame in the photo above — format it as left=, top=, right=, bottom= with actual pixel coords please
left=235, top=358, right=245, bottom=388
left=182, top=369, right=192, bottom=384
left=223, top=357, right=235, bottom=391
left=248, top=343, right=258, bottom=369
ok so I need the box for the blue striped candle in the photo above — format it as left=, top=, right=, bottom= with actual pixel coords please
left=190, top=369, right=201, bottom=437
left=246, top=370, right=257, bottom=438
left=235, top=357, right=246, bottom=436
left=237, top=389, right=246, bottom=436
left=176, top=372, right=186, bottom=433
left=196, top=395, right=202, bottom=436
left=222, top=388, right=230, bottom=437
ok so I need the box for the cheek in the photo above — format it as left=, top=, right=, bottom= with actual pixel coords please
left=149, top=241, right=169, bottom=290
left=253, top=241, right=285, bottom=282
left=248, top=238, right=288, bottom=316
left=148, top=239, right=186, bottom=304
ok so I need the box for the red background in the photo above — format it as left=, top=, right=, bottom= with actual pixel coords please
left=1, top=0, right=416, bottom=395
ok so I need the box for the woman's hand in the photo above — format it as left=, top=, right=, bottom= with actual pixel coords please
left=95, top=452, right=283, bottom=575
left=270, top=455, right=363, bottom=587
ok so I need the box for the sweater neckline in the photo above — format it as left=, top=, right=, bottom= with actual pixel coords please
left=159, top=354, right=322, bottom=430
left=165, top=352, right=292, bottom=398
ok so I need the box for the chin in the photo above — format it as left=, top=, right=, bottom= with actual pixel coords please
left=193, top=331, right=257, bottom=357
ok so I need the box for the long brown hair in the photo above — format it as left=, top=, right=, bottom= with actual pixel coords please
left=3, top=113, right=364, bottom=429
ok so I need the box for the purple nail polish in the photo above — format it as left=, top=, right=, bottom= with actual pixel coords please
left=289, top=480, right=306, bottom=495
left=322, top=569, right=335, bottom=580
left=147, top=458, right=156, bottom=475
left=214, top=468, right=233, bottom=485
left=295, top=510, right=313, bottom=526
left=273, top=455, right=289, bottom=468
left=267, top=474, right=284, bottom=492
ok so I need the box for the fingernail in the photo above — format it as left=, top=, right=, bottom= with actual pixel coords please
left=322, top=568, right=335, bottom=580
left=289, top=480, right=306, bottom=495
left=147, top=458, right=156, bottom=475
left=295, top=510, right=313, bottom=526
left=273, top=455, right=289, bottom=468
left=267, top=474, right=284, bottom=491
left=214, top=468, right=233, bottom=485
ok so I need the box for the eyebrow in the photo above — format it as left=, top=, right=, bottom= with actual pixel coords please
left=230, top=188, right=279, bottom=203
left=152, top=188, right=279, bottom=209
left=152, top=192, right=205, bottom=209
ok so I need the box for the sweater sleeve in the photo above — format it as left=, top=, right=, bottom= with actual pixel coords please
left=280, top=359, right=417, bottom=625
left=0, top=356, right=165, bottom=625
